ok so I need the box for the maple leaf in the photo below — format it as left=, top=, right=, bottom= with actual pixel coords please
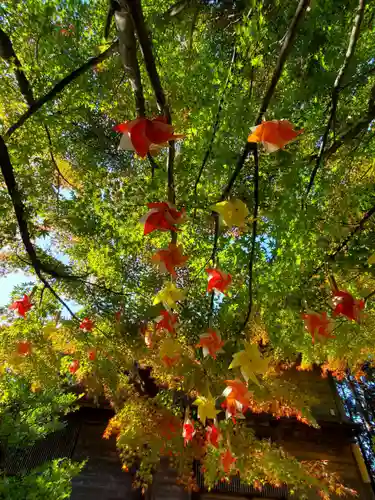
left=155, top=310, right=178, bottom=333
left=248, top=119, right=303, bottom=152
left=17, top=341, right=32, bottom=356
left=159, top=338, right=181, bottom=367
left=301, top=311, right=335, bottom=344
left=140, top=202, right=186, bottom=235
left=69, top=359, right=80, bottom=374
left=196, top=329, right=225, bottom=358
left=9, top=295, right=32, bottom=317
left=212, top=199, right=249, bottom=227
left=332, top=290, right=364, bottom=322
left=153, top=283, right=186, bottom=309
left=152, top=243, right=189, bottom=276
left=221, top=449, right=236, bottom=473
left=205, top=268, right=232, bottom=294
left=206, top=424, right=221, bottom=448
left=114, top=117, right=184, bottom=158
left=79, top=317, right=94, bottom=332
left=193, top=395, right=220, bottom=424
left=223, top=379, right=252, bottom=410
left=88, top=348, right=96, bottom=361
left=183, top=418, right=195, bottom=445
left=229, top=342, right=270, bottom=386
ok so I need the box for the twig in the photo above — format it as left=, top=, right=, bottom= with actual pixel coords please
left=365, top=289, right=375, bottom=303
left=6, top=41, right=118, bottom=138
left=305, top=0, right=366, bottom=199
left=310, top=202, right=375, bottom=277
left=44, top=125, right=76, bottom=188
left=221, top=0, right=310, bottom=200
left=193, top=42, right=237, bottom=201
left=242, top=145, right=259, bottom=331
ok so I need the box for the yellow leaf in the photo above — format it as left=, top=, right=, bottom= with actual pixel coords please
left=368, top=253, right=375, bottom=265
left=229, top=342, right=270, bottom=386
left=193, top=394, right=220, bottom=423
left=55, top=157, right=81, bottom=188
left=153, top=283, right=186, bottom=309
left=212, top=199, right=249, bottom=227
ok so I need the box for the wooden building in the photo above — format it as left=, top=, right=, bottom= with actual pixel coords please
left=2, top=369, right=374, bottom=500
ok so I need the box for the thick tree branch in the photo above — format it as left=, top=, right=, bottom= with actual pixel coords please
left=305, top=0, right=366, bottom=199
left=221, top=0, right=310, bottom=200
left=125, top=0, right=177, bottom=245
left=0, top=135, right=73, bottom=279
left=0, top=135, right=80, bottom=319
left=0, top=27, right=35, bottom=106
left=125, top=0, right=168, bottom=116
left=114, top=7, right=145, bottom=116
left=0, top=29, right=76, bottom=191
left=6, top=42, right=118, bottom=138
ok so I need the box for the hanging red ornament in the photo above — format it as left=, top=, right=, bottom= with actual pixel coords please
left=69, top=359, right=80, bottom=374
left=79, top=318, right=94, bottom=332
left=183, top=418, right=195, bottom=446
left=140, top=202, right=185, bottom=235
left=155, top=310, right=178, bottom=334
left=206, top=268, right=232, bottom=294
left=196, top=329, right=225, bottom=359
left=17, top=340, right=32, bottom=356
left=9, top=295, right=32, bottom=317
left=114, top=116, right=184, bottom=158
left=332, top=290, right=364, bottom=322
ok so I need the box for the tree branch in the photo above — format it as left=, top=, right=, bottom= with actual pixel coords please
left=114, top=7, right=145, bottom=116
left=0, top=135, right=80, bottom=320
left=0, top=27, right=35, bottom=106
left=0, top=29, right=77, bottom=194
left=242, top=145, right=259, bottom=331
left=311, top=202, right=375, bottom=277
left=324, top=82, right=375, bottom=160
left=6, top=41, right=118, bottom=138
left=305, top=0, right=366, bottom=199
left=221, top=0, right=310, bottom=200
left=193, top=42, right=237, bottom=200
left=125, top=0, right=168, bottom=116
left=125, top=0, right=177, bottom=245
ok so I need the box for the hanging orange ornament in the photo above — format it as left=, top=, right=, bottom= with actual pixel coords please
left=152, top=243, right=189, bottom=276
left=301, top=311, right=335, bottom=344
left=247, top=120, right=303, bottom=152
left=196, top=329, right=225, bottom=359
left=221, top=449, right=236, bottom=473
